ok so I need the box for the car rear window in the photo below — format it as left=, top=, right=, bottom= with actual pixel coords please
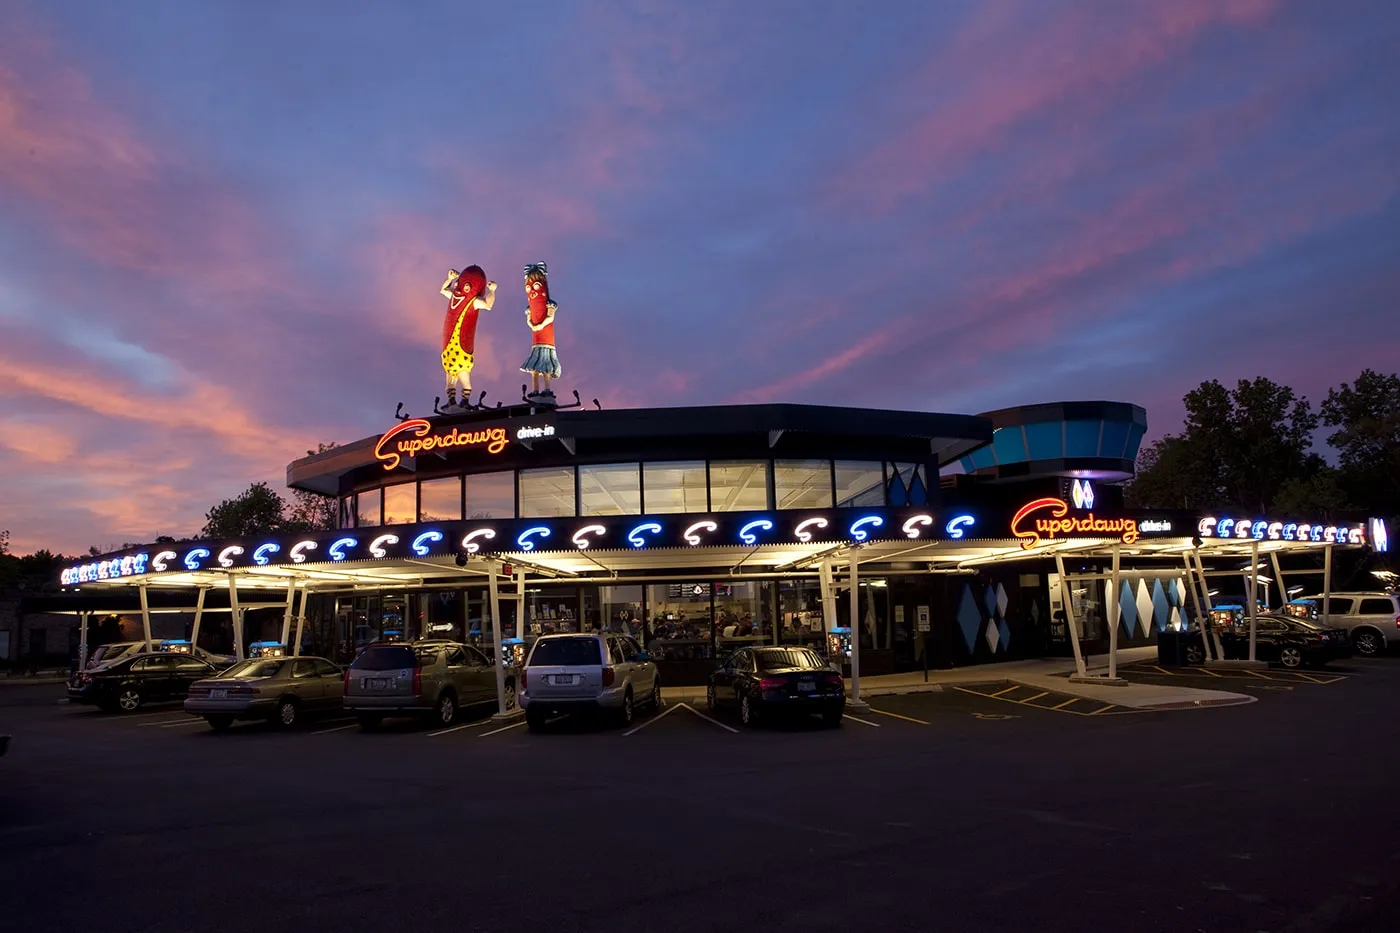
left=352, top=646, right=421, bottom=671
left=222, top=660, right=285, bottom=678
left=755, top=648, right=825, bottom=671
left=527, top=637, right=602, bottom=667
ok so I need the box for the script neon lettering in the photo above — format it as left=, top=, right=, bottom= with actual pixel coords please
left=1010, top=498, right=1140, bottom=550
left=374, top=419, right=509, bottom=471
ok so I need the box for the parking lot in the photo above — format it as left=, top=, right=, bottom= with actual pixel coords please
left=5, top=658, right=1400, bottom=933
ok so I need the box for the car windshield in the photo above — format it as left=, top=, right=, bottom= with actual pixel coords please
left=755, top=648, right=825, bottom=671
left=219, top=660, right=285, bottom=679
left=1285, top=618, right=1327, bottom=632
left=353, top=646, right=420, bottom=671
left=527, top=637, right=602, bottom=667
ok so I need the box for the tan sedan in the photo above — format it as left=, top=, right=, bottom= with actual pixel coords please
left=185, top=656, right=345, bottom=730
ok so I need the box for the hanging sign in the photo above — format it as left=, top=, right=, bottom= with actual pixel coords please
left=374, top=418, right=509, bottom=471
left=1010, top=497, right=1140, bottom=550
left=916, top=606, right=931, bottom=633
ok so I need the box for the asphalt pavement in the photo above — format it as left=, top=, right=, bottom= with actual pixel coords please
left=3, top=658, right=1399, bottom=933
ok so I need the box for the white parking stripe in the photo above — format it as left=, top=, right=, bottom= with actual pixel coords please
left=138, top=717, right=196, bottom=727
left=480, top=720, right=526, bottom=737
left=842, top=713, right=882, bottom=727
left=159, top=719, right=205, bottom=729
left=428, top=720, right=489, bottom=737
left=622, top=701, right=682, bottom=736
left=310, top=723, right=358, bottom=735
left=679, top=703, right=740, bottom=734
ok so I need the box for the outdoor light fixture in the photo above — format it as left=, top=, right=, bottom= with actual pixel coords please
left=627, top=522, right=662, bottom=547
left=152, top=550, right=178, bottom=572
left=849, top=515, right=883, bottom=541
left=945, top=515, right=975, bottom=539
left=327, top=537, right=357, bottom=561
left=411, top=531, right=443, bottom=556
left=794, top=517, right=828, bottom=542
left=253, top=543, right=280, bottom=565
left=289, top=540, right=318, bottom=563
left=462, top=528, right=496, bottom=553
left=683, top=521, right=718, bottom=545
left=517, top=527, right=550, bottom=551
left=571, top=524, right=606, bottom=549
left=217, top=546, right=245, bottom=568
left=369, top=534, right=399, bottom=558
left=738, top=519, right=774, bottom=545
left=183, top=548, right=211, bottom=571
left=900, top=514, right=933, bottom=538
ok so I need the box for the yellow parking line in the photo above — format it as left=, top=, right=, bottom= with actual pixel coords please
left=1019, top=691, right=1049, bottom=704
left=1049, top=697, right=1082, bottom=710
left=1086, top=705, right=1120, bottom=716
left=1150, top=666, right=1180, bottom=676
left=989, top=684, right=1022, bottom=698
left=1195, top=667, right=1223, bottom=677
left=869, top=707, right=929, bottom=725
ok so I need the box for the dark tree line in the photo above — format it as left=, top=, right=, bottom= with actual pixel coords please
left=1126, top=369, right=1400, bottom=522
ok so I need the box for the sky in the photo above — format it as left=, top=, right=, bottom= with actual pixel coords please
left=2, top=0, right=1398, bottom=555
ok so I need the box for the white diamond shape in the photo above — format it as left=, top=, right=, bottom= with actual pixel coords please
left=1136, top=578, right=1154, bottom=637
left=985, top=618, right=1000, bottom=652
left=995, top=583, right=1009, bottom=618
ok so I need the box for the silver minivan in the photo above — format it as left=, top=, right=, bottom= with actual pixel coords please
left=1303, top=592, right=1400, bottom=656
left=520, top=633, right=660, bottom=730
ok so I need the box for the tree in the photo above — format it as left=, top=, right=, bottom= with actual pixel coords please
left=202, top=482, right=290, bottom=538
left=1128, top=377, right=1318, bottom=512
left=284, top=443, right=340, bottom=532
left=1272, top=461, right=1353, bottom=518
left=1321, top=369, right=1400, bottom=517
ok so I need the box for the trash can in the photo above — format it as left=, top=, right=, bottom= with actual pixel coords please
left=1157, top=629, right=1186, bottom=666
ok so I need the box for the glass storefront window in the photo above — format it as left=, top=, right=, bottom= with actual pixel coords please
left=778, top=579, right=827, bottom=648
left=834, top=461, right=885, bottom=507
left=580, top=463, right=641, bottom=516
left=519, top=467, right=576, bottom=517
left=339, top=496, right=353, bottom=528
left=357, top=489, right=381, bottom=527
left=383, top=483, right=416, bottom=525
left=466, top=471, right=515, bottom=519
left=714, top=581, right=773, bottom=653
left=419, top=477, right=462, bottom=522
left=709, top=460, right=770, bottom=511
left=774, top=460, right=833, bottom=510
left=423, top=590, right=466, bottom=642
left=645, top=582, right=714, bottom=660
left=599, top=585, right=644, bottom=638
left=524, top=587, right=580, bottom=637
left=642, top=461, right=707, bottom=513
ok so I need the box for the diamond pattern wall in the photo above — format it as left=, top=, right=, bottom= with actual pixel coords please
left=1136, top=579, right=1155, bottom=637
left=1151, top=579, right=1169, bottom=634
left=997, top=618, right=1011, bottom=652
left=985, top=619, right=1000, bottom=652
left=1119, top=580, right=1138, bottom=637
left=984, top=585, right=998, bottom=619
left=995, top=583, right=1009, bottom=618
left=957, top=585, right=981, bottom=653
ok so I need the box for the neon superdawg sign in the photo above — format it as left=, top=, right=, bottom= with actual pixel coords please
left=1010, top=497, right=1139, bottom=550
left=1197, top=516, right=1366, bottom=545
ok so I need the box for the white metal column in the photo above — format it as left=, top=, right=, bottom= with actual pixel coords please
left=514, top=569, right=525, bottom=640
left=1247, top=540, right=1260, bottom=662
left=818, top=559, right=835, bottom=635
left=78, top=611, right=90, bottom=669
left=138, top=584, right=154, bottom=651
left=487, top=562, right=512, bottom=719
left=1054, top=554, right=1088, bottom=677
left=1322, top=544, right=1333, bottom=623
left=1269, top=551, right=1288, bottom=615
left=1193, top=550, right=1225, bottom=661
left=228, top=575, right=244, bottom=660
left=1107, top=546, right=1121, bottom=680
left=292, top=587, right=310, bottom=656
left=279, top=579, right=296, bottom=647
left=848, top=557, right=866, bottom=709
left=189, top=586, right=208, bottom=650
left=1182, top=554, right=1212, bottom=662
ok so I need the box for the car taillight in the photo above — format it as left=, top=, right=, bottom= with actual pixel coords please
left=1394, top=615, right=1399, bottom=629
left=601, top=667, right=616, bottom=687
left=412, top=668, right=422, bottom=696
left=520, top=669, right=528, bottom=690
left=344, top=669, right=351, bottom=691
left=822, top=672, right=844, bottom=687
left=759, top=677, right=786, bottom=690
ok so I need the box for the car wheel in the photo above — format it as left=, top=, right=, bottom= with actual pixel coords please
left=116, top=687, right=142, bottom=713
left=1354, top=629, right=1384, bottom=657
left=822, top=709, right=843, bottom=729
left=740, top=693, right=755, bottom=727
left=436, top=692, right=457, bottom=726
left=503, top=680, right=517, bottom=711
left=275, top=698, right=298, bottom=729
left=650, top=678, right=663, bottom=711
left=526, top=707, right=547, bottom=732
left=356, top=713, right=383, bottom=731
left=619, top=689, right=634, bottom=727
left=1184, top=644, right=1205, bottom=665
left=1279, top=646, right=1304, bottom=669
left=205, top=715, right=233, bottom=731
left=706, top=683, right=716, bottom=712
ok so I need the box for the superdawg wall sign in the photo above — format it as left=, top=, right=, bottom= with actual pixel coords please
left=1010, top=497, right=1140, bottom=549
left=373, top=419, right=556, bottom=471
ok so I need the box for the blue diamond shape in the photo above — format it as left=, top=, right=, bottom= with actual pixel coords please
left=997, top=618, right=1011, bottom=653
left=957, top=585, right=982, bottom=653
left=1119, top=580, right=1138, bottom=637
left=1151, top=579, right=1169, bottom=634
left=984, top=585, right=998, bottom=619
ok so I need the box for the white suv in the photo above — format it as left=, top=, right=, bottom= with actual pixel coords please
left=1302, top=592, right=1400, bottom=656
left=520, top=633, right=660, bottom=730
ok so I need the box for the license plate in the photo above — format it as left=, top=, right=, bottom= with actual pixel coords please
left=370, top=678, right=391, bottom=690
left=551, top=674, right=575, bottom=685
left=211, top=688, right=227, bottom=699
left=798, top=680, right=815, bottom=692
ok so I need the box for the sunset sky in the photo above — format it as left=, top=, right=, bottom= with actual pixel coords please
left=2, top=0, right=1398, bottom=555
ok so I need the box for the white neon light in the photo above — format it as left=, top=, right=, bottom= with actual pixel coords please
left=328, top=538, right=357, bottom=561
left=289, top=540, right=318, bottom=563
left=901, top=514, right=934, bottom=539
left=462, top=529, right=497, bottom=554
left=366, top=534, right=397, bottom=558
left=794, top=517, right=828, bottom=543
left=1370, top=518, right=1388, bottom=552
left=183, top=548, right=211, bottom=571
left=1071, top=479, right=1095, bottom=510
left=517, top=527, right=550, bottom=552
left=683, top=521, right=718, bottom=546
left=412, top=531, right=443, bottom=556
left=1267, top=522, right=1283, bottom=540
left=848, top=515, right=884, bottom=542
left=1323, top=526, right=1338, bottom=545
left=1297, top=524, right=1311, bottom=543
left=738, top=519, right=774, bottom=545
left=253, top=543, right=280, bottom=565
left=152, top=550, right=178, bottom=572
left=627, top=522, right=662, bottom=547
left=217, top=545, right=245, bottom=568
left=1235, top=519, right=1251, bottom=539
left=572, top=525, right=606, bottom=549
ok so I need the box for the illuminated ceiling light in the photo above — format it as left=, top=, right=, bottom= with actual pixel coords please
left=411, top=531, right=443, bottom=556
left=572, top=525, right=606, bottom=549
left=794, top=517, right=828, bottom=543
left=217, top=545, right=245, bottom=568
left=252, top=543, right=280, bottom=566
left=463, top=528, right=497, bottom=554
left=627, top=522, right=662, bottom=548
left=517, top=527, right=550, bottom=552
left=848, top=515, right=883, bottom=542
left=183, top=548, right=211, bottom=571
left=944, top=515, right=975, bottom=540
left=328, top=538, right=357, bottom=561
left=683, top=521, right=718, bottom=546
left=901, top=514, right=934, bottom=539
left=738, top=519, right=774, bottom=545
left=369, top=534, right=400, bottom=558
left=152, top=550, right=178, bottom=572
left=290, top=541, right=318, bottom=563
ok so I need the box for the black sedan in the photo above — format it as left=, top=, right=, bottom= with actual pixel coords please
left=1218, top=614, right=1353, bottom=668
left=68, top=653, right=220, bottom=713
left=707, top=646, right=845, bottom=727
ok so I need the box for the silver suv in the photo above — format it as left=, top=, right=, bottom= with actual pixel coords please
left=1302, top=592, right=1400, bottom=656
left=520, top=633, right=660, bottom=730
left=344, top=640, right=513, bottom=729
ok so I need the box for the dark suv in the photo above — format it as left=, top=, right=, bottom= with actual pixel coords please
left=343, top=641, right=512, bottom=729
